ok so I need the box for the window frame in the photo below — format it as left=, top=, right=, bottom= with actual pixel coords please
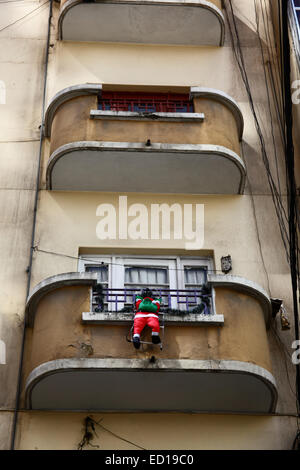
left=79, top=254, right=216, bottom=314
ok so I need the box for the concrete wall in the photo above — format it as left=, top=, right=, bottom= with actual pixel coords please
left=59, top=0, right=222, bottom=7
left=0, top=0, right=50, bottom=450
left=23, top=285, right=272, bottom=382
left=48, top=94, right=241, bottom=157
left=16, top=412, right=296, bottom=450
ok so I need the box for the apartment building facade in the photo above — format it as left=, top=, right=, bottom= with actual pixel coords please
left=0, top=0, right=299, bottom=450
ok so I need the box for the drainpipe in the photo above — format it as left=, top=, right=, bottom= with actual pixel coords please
left=10, top=0, right=53, bottom=450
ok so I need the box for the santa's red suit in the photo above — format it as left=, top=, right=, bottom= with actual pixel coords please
left=133, top=295, right=161, bottom=339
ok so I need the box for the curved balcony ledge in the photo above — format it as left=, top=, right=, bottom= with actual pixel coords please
left=58, top=0, right=225, bottom=46
left=24, top=273, right=276, bottom=411
left=25, top=272, right=98, bottom=327
left=25, top=358, right=277, bottom=413
left=190, top=87, right=244, bottom=141
left=207, top=274, right=272, bottom=328
left=26, top=272, right=271, bottom=328
left=44, top=84, right=102, bottom=138
left=46, top=141, right=246, bottom=194
left=44, top=85, right=244, bottom=193
left=44, top=85, right=244, bottom=140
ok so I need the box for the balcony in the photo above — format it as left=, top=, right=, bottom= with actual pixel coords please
left=23, top=272, right=277, bottom=413
left=58, top=0, right=225, bottom=46
left=44, top=84, right=245, bottom=194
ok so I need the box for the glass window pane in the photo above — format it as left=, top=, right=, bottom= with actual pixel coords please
left=85, top=265, right=108, bottom=282
left=125, top=266, right=168, bottom=285
left=125, top=266, right=169, bottom=307
left=184, top=267, right=206, bottom=285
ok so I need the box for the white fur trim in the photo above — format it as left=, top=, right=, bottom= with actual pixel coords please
left=134, top=313, right=159, bottom=319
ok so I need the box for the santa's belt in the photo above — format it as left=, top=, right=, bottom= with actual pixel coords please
left=134, top=313, right=159, bottom=319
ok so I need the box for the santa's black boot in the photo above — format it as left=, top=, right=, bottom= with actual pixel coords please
left=133, top=336, right=141, bottom=349
left=152, top=335, right=161, bottom=345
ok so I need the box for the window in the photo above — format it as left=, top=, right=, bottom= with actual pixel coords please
left=98, top=92, right=194, bottom=113
left=294, top=0, right=300, bottom=27
left=79, top=255, right=214, bottom=315
left=290, top=1, right=300, bottom=68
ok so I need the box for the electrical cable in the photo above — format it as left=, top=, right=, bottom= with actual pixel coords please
left=280, top=0, right=300, bottom=435
left=225, top=0, right=300, bottom=270
left=0, top=0, right=49, bottom=34
left=270, top=324, right=298, bottom=400
left=31, top=246, right=226, bottom=274
left=261, top=0, right=286, bottom=132
left=224, top=0, right=300, bottom=437
left=242, top=142, right=272, bottom=296
left=93, top=419, right=146, bottom=450
left=225, top=2, right=291, bottom=266
left=77, top=416, right=146, bottom=450
left=257, top=0, right=284, bottom=192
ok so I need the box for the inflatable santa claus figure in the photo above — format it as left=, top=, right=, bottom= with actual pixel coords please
left=133, top=288, right=162, bottom=349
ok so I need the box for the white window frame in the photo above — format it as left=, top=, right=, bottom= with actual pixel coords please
left=79, top=255, right=215, bottom=313
left=290, top=1, right=300, bottom=68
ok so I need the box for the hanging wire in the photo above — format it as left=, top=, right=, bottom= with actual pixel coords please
left=225, top=0, right=300, bottom=268
left=0, top=1, right=49, bottom=34
left=32, top=246, right=225, bottom=273
left=77, top=416, right=146, bottom=450
left=224, top=0, right=300, bottom=440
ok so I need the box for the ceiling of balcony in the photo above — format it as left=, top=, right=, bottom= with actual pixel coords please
left=46, top=143, right=246, bottom=194
left=59, top=1, right=225, bottom=46
left=26, top=359, right=277, bottom=413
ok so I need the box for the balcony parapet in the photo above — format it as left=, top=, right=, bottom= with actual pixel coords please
left=190, top=87, right=244, bottom=141
left=23, top=272, right=277, bottom=412
left=44, top=84, right=103, bottom=138
left=207, top=274, right=272, bottom=328
left=46, top=141, right=246, bottom=193
left=44, top=85, right=246, bottom=194
left=26, top=272, right=272, bottom=328
left=58, top=0, right=225, bottom=46
left=44, top=85, right=244, bottom=140
left=25, top=357, right=277, bottom=413
left=26, top=272, right=98, bottom=327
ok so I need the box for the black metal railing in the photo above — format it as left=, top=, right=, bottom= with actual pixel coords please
left=92, top=286, right=212, bottom=316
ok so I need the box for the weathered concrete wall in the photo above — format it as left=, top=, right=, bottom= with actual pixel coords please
left=58, top=0, right=223, bottom=16
left=16, top=412, right=296, bottom=450
left=0, top=0, right=50, bottom=450
left=22, top=285, right=272, bottom=386
left=48, top=94, right=241, bottom=157
left=1, top=0, right=298, bottom=450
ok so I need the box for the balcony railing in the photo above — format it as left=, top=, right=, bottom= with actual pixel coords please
left=24, top=273, right=277, bottom=412
left=92, top=286, right=212, bottom=315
